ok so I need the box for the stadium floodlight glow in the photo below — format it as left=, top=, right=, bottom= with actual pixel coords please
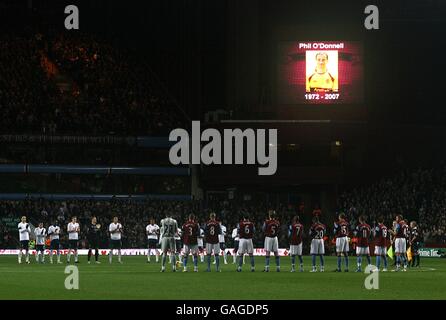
left=168, top=121, right=277, bottom=175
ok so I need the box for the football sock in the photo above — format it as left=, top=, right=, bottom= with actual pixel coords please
left=193, top=255, right=198, bottom=267
left=376, top=255, right=381, bottom=269
left=383, top=256, right=388, bottom=269
left=298, top=255, right=303, bottom=265
left=215, top=255, right=220, bottom=270
left=88, top=250, right=92, bottom=262
left=118, top=250, right=121, bottom=262
left=312, top=254, right=316, bottom=267
left=366, top=255, right=371, bottom=265
left=109, top=251, right=113, bottom=263
left=238, top=255, right=243, bottom=268
left=162, top=254, right=167, bottom=267
left=250, top=255, right=255, bottom=268
left=357, top=255, right=362, bottom=268
left=95, top=249, right=99, bottom=261
left=319, top=255, right=324, bottom=267
left=265, top=256, right=270, bottom=268
left=183, top=255, right=188, bottom=267
left=345, top=256, right=349, bottom=269
left=275, top=255, right=280, bottom=267
left=207, top=255, right=211, bottom=270
left=337, top=256, right=342, bottom=270
left=291, top=255, right=296, bottom=266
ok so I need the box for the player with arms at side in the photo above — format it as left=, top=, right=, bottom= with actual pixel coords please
left=17, top=216, right=31, bottom=264
left=409, top=221, right=421, bottom=268
left=334, top=213, right=350, bottom=272
left=108, top=216, right=123, bottom=264
left=160, top=212, right=179, bottom=272
left=231, top=225, right=242, bottom=264
left=263, top=210, right=281, bottom=272
left=204, top=212, right=222, bottom=272
left=48, top=220, right=62, bottom=264
left=374, top=216, right=388, bottom=271
left=182, top=214, right=200, bottom=272
left=217, top=222, right=228, bottom=265
left=197, top=225, right=205, bottom=263
left=354, top=215, right=372, bottom=272
left=394, top=215, right=408, bottom=271
left=146, top=218, right=160, bottom=263
left=237, top=213, right=256, bottom=272
left=67, top=216, right=80, bottom=264
left=309, top=216, right=326, bottom=272
left=87, top=216, right=101, bottom=264
left=34, top=222, right=46, bottom=264
left=289, top=215, right=304, bottom=272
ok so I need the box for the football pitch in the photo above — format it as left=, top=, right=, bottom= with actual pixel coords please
left=0, top=255, right=445, bottom=300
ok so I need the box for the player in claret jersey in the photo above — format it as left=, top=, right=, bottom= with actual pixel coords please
left=289, top=215, right=304, bottom=272
left=374, top=216, right=389, bottom=272
left=204, top=212, right=222, bottom=272
left=394, top=215, right=409, bottom=271
left=237, top=214, right=256, bottom=272
left=309, top=216, right=326, bottom=272
left=263, top=210, right=281, bottom=272
left=182, top=214, right=200, bottom=272
left=354, top=215, right=372, bottom=272
left=334, top=213, right=350, bottom=272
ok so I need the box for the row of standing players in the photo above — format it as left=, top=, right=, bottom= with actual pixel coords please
left=16, top=211, right=421, bottom=273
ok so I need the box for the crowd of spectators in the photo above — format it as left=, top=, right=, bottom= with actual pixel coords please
left=1, top=166, right=446, bottom=249
left=0, top=33, right=186, bottom=136
left=337, top=165, right=446, bottom=245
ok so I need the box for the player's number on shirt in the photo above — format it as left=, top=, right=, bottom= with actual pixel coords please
left=188, top=226, right=193, bottom=236
left=382, top=229, right=387, bottom=238
left=244, top=225, right=250, bottom=235
left=317, top=230, right=324, bottom=239
left=341, top=225, right=347, bottom=235
left=270, top=225, right=276, bottom=236
left=209, top=226, right=215, bottom=236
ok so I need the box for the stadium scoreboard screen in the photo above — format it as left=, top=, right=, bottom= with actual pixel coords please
left=277, top=41, right=364, bottom=105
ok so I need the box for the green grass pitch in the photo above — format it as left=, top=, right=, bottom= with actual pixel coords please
left=0, top=255, right=445, bottom=299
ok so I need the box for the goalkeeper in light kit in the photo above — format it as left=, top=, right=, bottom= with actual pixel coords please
left=160, top=212, right=179, bottom=272
left=17, top=216, right=31, bottom=264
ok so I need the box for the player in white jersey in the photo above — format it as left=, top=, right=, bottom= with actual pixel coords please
left=48, top=221, right=62, bottom=264
left=216, top=223, right=228, bottom=264
left=146, top=218, right=160, bottom=263
left=17, top=216, right=31, bottom=264
left=231, top=226, right=243, bottom=264
left=34, top=222, right=47, bottom=264
left=160, top=212, right=179, bottom=272
left=109, top=216, right=123, bottom=263
left=197, top=227, right=205, bottom=263
left=67, top=216, right=80, bottom=263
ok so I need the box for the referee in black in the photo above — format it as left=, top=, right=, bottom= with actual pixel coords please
left=87, top=216, right=101, bottom=264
